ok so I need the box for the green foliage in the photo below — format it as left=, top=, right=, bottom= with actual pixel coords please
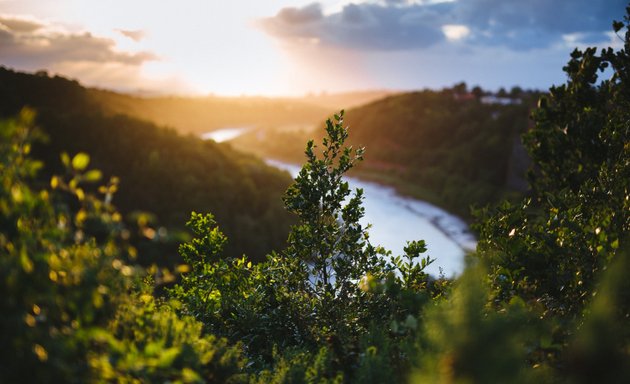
left=172, top=112, right=438, bottom=382
left=91, top=289, right=247, bottom=383
left=0, top=110, right=132, bottom=382
left=475, top=10, right=630, bottom=320
left=414, top=266, right=544, bottom=384
left=408, top=13, right=629, bottom=377
left=170, top=212, right=263, bottom=340
left=282, top=111, right=386, bottom=335
left=252, top=347, right=344, bottom=384
left=0, top=111, right=248, bottom=383
left=353, top=327, right=398, bottom=384
left=563, top=249, right=630, bottom=383
left=0, top=67, right=295, bottom=265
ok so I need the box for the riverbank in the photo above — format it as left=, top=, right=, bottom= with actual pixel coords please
left=202, top=129, right=477, bottom=276
left=265, top=159, right=477, bottom=277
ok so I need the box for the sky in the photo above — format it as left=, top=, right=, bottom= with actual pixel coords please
left=0, top=0, right=625, bottom=96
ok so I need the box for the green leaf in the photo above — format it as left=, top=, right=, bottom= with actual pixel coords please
left=60, top=152, right=70, bottom=167
left=72, top=152, right=90, bottom=171
left=20, top=246, right=34, bottom=273
left=50, top=176, right=59, bottom=189
left=157, top=347, right=180, bottom=367
left=611, top=239, right=619, bottom=249
left=83, top=169, right=102, bottom=182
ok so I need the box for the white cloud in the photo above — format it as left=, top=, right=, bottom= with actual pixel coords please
left=0, top=15, right=156, bottom=68
left=442, top=24, right=470, bottom=41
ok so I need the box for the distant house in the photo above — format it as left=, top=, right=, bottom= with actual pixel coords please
left=481, top=95, right=522, bottom=105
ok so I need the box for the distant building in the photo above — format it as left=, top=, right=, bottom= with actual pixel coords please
left=481, top=95, right=522, bottom=105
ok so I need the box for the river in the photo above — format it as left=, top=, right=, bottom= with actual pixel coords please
left=203, top=129, right=476, bottom=277
left=200, top=127, right=251, bottom=142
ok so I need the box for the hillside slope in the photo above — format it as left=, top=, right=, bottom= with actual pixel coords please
left=232, top=86, right=538, bottom=218
left=0, top=67, right=295, bottom=264
left=341, top=88, right=537, bottom=216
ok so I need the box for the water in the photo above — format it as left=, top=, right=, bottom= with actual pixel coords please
left=201, top=127, right=251, bottom=142
left=266, top=159, right=476, bottom=277
left=200, top=128, right=477, bottom=276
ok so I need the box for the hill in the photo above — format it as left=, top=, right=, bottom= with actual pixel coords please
left=87, top=88, right=393, bottom=136
left=232, top=85, right=539, bottom=218
left=0, top=66, right=295, bottom=264
left=341, top=86, right=538, bottom=217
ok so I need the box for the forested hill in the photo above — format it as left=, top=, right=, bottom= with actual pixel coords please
left=232, top=85, right=540, bottom=218
left=0, top=66, right=295, bottom=264
left=340, top=86, right=539, bottom=217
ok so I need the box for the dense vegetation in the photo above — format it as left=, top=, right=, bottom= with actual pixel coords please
left=1, top=8, right=629, bottom=384
left=340, top=86, right=538, bottom=217
left=0, top=112, right=247, bottom=382
left=0, top=67, right=295, bottom=264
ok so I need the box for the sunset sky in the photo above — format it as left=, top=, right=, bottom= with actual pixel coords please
left=0, top=0, right=625, bottom=96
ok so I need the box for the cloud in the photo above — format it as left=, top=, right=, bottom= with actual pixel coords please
left=259, top=1, right=447, bottom=50
left=0, top=15, right=157, bottom=69
left=116, top=28, right=145, bottom=42
left=276, top=3, right=323, bottom=24
left=0, top=16, right=43, bottom=33
left=259, top=0, right=627, bottom=51
left=454, top=0, right=626, bottom=50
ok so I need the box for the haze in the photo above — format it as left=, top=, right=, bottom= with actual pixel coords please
left=0, top=0, right=624, bottom=96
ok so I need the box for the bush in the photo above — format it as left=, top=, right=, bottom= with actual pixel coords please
left=0, top=110, right=247, bottom=383
left=171, top=112, right=439, bottom=381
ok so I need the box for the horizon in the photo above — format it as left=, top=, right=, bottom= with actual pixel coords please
left=1, top=64, right=546, bottom=100
left=0, top=0, right=626, bottom=97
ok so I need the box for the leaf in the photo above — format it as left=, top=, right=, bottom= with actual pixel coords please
left=75, top=188, right=85, bottom=201
left=60, top=152, right=70, bottom=167
left=404, top=314, right=418, bottom=330
left=72, top=152, right=90, bottom=171
left=20, top=246, right=34, bottom=273
left=182, top=367, right=202, bottom=383
left=611, top=239, right=619, bottom=249
left=75, top=209, right=87, bottom=224
left=156, top=347, right=180, bottom=367
left=83, top=169, right=102, bottom=182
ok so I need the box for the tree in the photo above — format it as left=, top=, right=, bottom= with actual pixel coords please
left=172, top=112, right=437, bottom=381
left=282, top=111, right=383, bottom=326
left=475, top=5, right=630, bottom=326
